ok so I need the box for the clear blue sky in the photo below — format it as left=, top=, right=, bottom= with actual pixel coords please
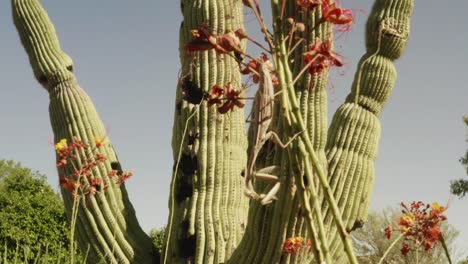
left=0, top=0, right=467, bottom=257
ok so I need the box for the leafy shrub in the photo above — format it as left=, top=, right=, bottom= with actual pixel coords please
left=0, top=160, right=70, bottom=261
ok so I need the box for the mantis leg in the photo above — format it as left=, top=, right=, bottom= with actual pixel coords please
left=265, top=130, right=302, bottom=149
left=260, top=182, right=281, bottom=205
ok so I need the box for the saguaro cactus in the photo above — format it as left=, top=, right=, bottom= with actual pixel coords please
left=12, top=0, right=413, bottom=263
left=163, top=1, right=249, bottom=263
left=12, top=0, right=156, bottom=263
left=227, top=0, right=414, bottom=263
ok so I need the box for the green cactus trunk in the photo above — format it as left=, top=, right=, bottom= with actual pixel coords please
left=12, top=0, right=157, bottom=262
left=229, top=0, right=414, bottom=263
left=229, top=2, right=331, bottom=263
left=163, top=0, right=249, bottom=263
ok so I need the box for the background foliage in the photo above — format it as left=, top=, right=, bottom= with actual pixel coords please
left=0, top=160, right=71, bottom=261
left=353, top=207, right=461, bottom=263
left=450, top=116, right=468, bottom=198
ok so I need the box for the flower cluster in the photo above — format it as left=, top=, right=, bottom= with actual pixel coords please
left=303, top=38, right=343, bottom=75
left=384, top=201, right=448, bottom=256
left=185, top=24, right=245, bottom=56
left=241, top=53, right=279, bottom=85
left=296, top=0, right=354, bottom=29
left=207, top=82, right=245, bottom=114
left=55, top=136, right=133, bottom=197
left=282, top=237, right=312, bottom=255
left=322, top=0, right=354, bottom=28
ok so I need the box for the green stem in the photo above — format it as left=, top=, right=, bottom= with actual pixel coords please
left=270, top=0, right=358, bottom=263
left=163, top=108, right=198, bottom=264
left=439, top=233, right=453, bottom=264
left=377, top=233, right=403, bottom=264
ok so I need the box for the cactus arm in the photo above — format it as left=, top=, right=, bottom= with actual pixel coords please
left=323, top=0, right=414, bottom=260
left=11, top=0, right=157, bottom=262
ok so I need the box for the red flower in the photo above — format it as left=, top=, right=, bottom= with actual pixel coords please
left=57, top=158, right=67, bottom=168
left=185, top=40, right=213, bottom=53
left=241, top=53, right=278, bottom=85
left=398, top=215, right=415, bottom=229
left=217, top=30, right=242, bottom=53
left=185, top=25, right=219, bottom=53
left=116, top=171, right=134, bottom=186
left=241, top=53, right=268, bottom=81
left=384, top=226, right=392, bottom=239
left=185, top=25, right=243, bottom=55
left=207, top=85, right=225, bottom=106
left=322, top=0, right=353, bottom=25
left=217, top=83, right=245, bottom=114
left=297, top=0, right=320, bottom=10
left=385, top=201, right=449, bottom=257
left=282, top=237, right=311, bottom=255
left=90, top=177, right=102, bottom=187
left=207, top=83, right=245, bottom=114
left=401, top=244, right=410, bottom=256
left=87, top=186, right=98, bottom=196
left=303, top=38, right=343, bottom=75
left=95, top=153, right=107, bottom=162
left=424, top=226, right=441, bottom=246
left=108, top=170, right=118, bottom=178
left=60, top=177, right=80, bottom=195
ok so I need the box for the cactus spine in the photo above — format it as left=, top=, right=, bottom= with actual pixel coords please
left=12, top=0, right=157, bottom=262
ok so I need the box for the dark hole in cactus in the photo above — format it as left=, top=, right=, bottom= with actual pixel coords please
left=179, top=153, right=198, bottom=175
left=348, top=220, right=364, bottom=232
left=111, top=162, right=123, bottom=176
left=240, top=169, right=245, bottom=178
left=180, top=219, right=189, bottom=234
left=38, top=75, right=48, bottom=85
left=66, top=65, right=74, bottom=72
left=176, top=172, right=193, bottom=203
left=302, top=174, right=309, bottom=187
left=187, top=132, right=198, bottom=146
left=181, top=78, right=205, bottom=104
left=178, top=235, right=196, bottom=258
left=234, top=51, right=244, bottom=62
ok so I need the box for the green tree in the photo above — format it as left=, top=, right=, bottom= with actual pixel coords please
left=0, top=160, right=70, bottom=261
left=149, top=226, right=166, bottom=256
left=450, top=116, right=468, bottom=197
left=353, top=208, right=459, bottom=264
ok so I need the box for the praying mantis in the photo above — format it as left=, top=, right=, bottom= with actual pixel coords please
left=244, top=62, right=298, bottom=205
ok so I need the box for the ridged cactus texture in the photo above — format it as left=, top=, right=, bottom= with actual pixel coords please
left=325, top=0, right=413, bottom=262
left=11, top=0, right=413, bottom=262
left=164, top=0, right=249, bottom=263
left=228, top=0, right=414, bottom=263
left=12, top=0, right=157, bottom=263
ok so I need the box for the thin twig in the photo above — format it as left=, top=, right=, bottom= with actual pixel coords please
left=288, top=38, right=305, bottom=57
left=377, top=233, right=404, bottom=264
